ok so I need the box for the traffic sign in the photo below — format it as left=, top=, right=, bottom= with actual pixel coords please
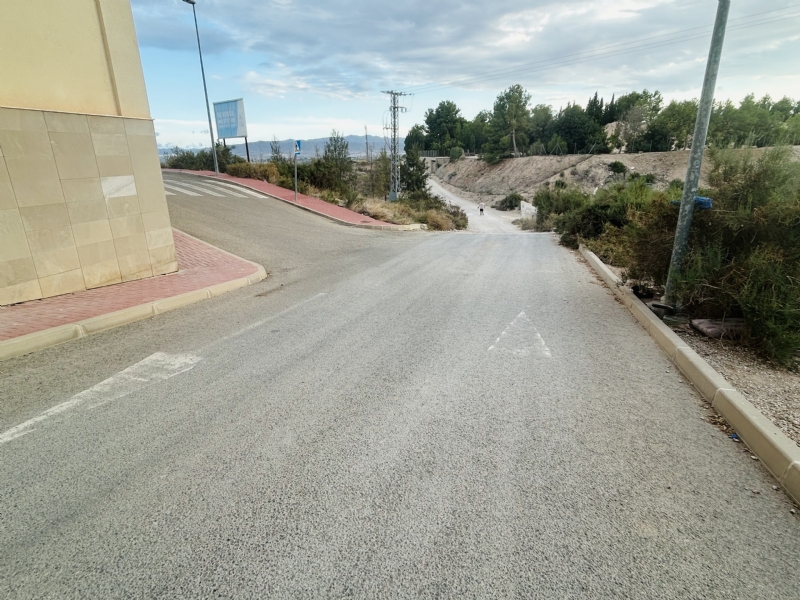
left=294, top=140, right=301, bottom=155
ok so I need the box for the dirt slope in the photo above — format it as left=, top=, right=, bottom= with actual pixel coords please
left=435, top=147, right=800, bottom=201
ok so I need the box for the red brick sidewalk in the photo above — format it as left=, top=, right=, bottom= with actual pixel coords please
left=0, top=230, right=261, bottom=341
left=165, top=169, right=397, bottom=228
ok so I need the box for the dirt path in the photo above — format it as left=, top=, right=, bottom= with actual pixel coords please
left=429, top=178, right=520, bottom=234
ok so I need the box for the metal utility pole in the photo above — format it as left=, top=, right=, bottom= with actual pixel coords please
left=663, top=0, right=730, bottom=307
left=183, top=0, right=219, bottom=176
left=382, top=91, right=408, bottom=201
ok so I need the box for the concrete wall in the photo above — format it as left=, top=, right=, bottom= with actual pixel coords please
left=0, top=0, right=176, bottom=306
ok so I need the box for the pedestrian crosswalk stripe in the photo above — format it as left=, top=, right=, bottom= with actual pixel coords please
left=168, top=181, right=226, bottom=197
left=163, top=183, right=201, bottom=197
left=164, top=190, right=176, bottom=196
left=200, top=182, right=246, bottom=197
left=205, top=180, right=266, bottom=198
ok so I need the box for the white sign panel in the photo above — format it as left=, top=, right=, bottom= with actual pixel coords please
left=213, top=98, right=248, bottom=139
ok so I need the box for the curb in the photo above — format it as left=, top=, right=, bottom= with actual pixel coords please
left=0, top=233, right=266, bottom=363
left=171, top=171, right=425, bottom=231
left=579, top=245, right=800, bottom=505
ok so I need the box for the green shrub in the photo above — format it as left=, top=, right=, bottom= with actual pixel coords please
left=609, top=161, right=627, bottom=174
left=162, top=145, right=245, bottom=173
left=542, top=146, right=800, bottom=365
left=496, top=192, right=523, bottom=211
left=449, top=147, right=464, bottom=161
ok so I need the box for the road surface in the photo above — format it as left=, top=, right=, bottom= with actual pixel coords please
left=1, top=173, right=798, bottom=598
left=429, top=177, right=519, bottom=234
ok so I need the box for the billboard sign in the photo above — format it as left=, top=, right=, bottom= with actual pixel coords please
left=213, top=98, right=248, bottom=139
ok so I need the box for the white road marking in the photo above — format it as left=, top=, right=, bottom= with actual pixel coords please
left=163, top=183, right=201, bottom=197
left=205, top=180, right=266, bottom=198
left=488, top=311, right=552, bottom=357
left=164, top=190, right=176, bottom=196
left=200, top=183, right=246, bottom=198
left=167, top=181, right=227, bottom=197
left=0, top=353, right=202, bottom=445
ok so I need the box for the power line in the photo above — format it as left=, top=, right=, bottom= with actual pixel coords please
left=401, top=8, right=800, bottom=96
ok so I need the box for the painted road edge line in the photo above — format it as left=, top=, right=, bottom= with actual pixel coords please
left=578, top=245, right=800, bottom=505
left=0, top=232, right=267, bottom=363
left=176, top=171, right=425, bottom=231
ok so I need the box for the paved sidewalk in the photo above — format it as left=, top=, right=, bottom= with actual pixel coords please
left=0, top=230, right=261, bottom=342
left=164, top=169, right=408, bottom=229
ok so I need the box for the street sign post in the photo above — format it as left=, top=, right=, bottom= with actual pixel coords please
left=294, top=141, right=301, bottom=202
left=213, top=98, right=251, bottom=162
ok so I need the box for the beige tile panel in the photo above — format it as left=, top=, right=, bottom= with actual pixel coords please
left=39, top=268, right=86, bottom=298
left=101, top=175, right=137, bottom=199
left=31, top=246, right=81, bottom=279
left=113, top=232, right=149, bottom=259
left=83, top=259, right=122, bottom=289
left=67, top=198, right=109, bottom=225
left=124, top=119, right=156, bottom=137
left=49, top=132, right=99, bottom=180
left=0, top=279, right=42, bottom=305
left=0, top=158, right=16, bottom=210
left=0, top=130, right=53, bottom=158
left=4, top=156, right=64, bottom=206
left=0, top=108, right=47, bottom=132
left=72, top=219, right=114, bottom=247
left=109, top=214, right=145, bottom=239
left=87, top=115, right=125, bottom=135
left=127, top=134, right=160, bottom=168
left=0, top=256, right=38, bottom=287
left=77, top=239, right=118, bottom=267
left=117, top=249, right=153, bottom=281
left=25, top=225, right=77, bottom=255
left=149, top=244, right=177, bottom=272
left=92, top=133, right=130, bottom=157
left=61, top=177, right=104, bottom=203
left=44, top=112, right=90, bottom=134
left=141, top=210, right=171, bottom=232
left=96, top=154, right=133, bottom=178
left=152, top=259, right=178, bottom=277
left=19, top=204, right=71, bottom=232
left=145, top=227, right=174, bottom=250
left=106, top=195, right=141, bottom=219
left=0, top=208, right=32, bottom=262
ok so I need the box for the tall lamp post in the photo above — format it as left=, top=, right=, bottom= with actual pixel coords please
left=183, top=0, right=219, bottom=175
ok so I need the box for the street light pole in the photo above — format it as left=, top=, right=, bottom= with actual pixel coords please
left=183, top=0, right=219, bottom=176
left=663, top=0, right=730, bottom=307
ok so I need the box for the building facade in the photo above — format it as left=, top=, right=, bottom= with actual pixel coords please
left=0, top=0, right=177, bottom=306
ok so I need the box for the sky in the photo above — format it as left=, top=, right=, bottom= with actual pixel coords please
left=130, top=0, right=800, bottom=150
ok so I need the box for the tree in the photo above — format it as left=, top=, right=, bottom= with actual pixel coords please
left=317, top=130, right=352, bottom=191
left=270, top=136, right=287, bottom=165
left=463, top=110, right=490, bottom=153
left=586, top=92, right=604, bottom=124
left=528, top=104, right=554, bottom=144
left=483, top=84, right=531, bottom=162
left=424, top=100, right=466, bottom=156
left=400, top=147, right=428, bottom=194
left=405, top=124, right=427, bottom=154
left=374, top=148, right=391, bottom=197
left=549, top=104, right=608, bottom=153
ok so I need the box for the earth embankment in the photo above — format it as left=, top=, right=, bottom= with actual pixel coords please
left=435, top=147, right=800, bottom=202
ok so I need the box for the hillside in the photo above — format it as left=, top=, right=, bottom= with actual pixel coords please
left=433, top=147, right=800, bottom=203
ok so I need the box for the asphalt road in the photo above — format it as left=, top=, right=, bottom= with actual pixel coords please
left=429, top=178, right=519, bottom=234
left=1, top=174, right=798, bottom=598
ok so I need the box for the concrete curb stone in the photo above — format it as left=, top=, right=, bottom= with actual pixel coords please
left=579, top=245, right=800, bottom=505
left=0, top=234, right=267, bottom=362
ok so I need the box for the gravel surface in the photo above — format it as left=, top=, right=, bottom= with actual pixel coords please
left=674, top=323, right=800, bottom=448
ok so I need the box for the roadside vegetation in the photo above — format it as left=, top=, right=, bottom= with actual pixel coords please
left=188, top=131, right=466, bottom=231
left=530, top=147, right=800, bottom=367
left=161, top=144, right=245, bottom=173
left=405, top=88, right=800, bottom=163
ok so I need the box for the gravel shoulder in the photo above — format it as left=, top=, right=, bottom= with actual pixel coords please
left=673, top=323, right=800, bottom=448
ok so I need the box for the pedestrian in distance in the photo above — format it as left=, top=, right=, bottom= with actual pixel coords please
left=478, top=201, right=485, bottom=216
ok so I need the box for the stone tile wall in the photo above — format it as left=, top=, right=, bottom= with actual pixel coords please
left=0, top=107, right=177, bottom=305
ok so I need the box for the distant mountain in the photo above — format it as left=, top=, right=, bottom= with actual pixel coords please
left=159, top=134, right=404, bottom=160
